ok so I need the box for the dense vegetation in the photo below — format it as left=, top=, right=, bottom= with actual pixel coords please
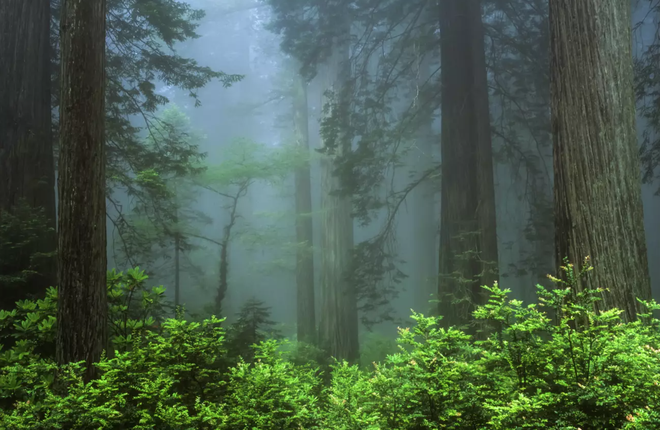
left=0, top=263, right=659, bottom=429
left=3, top=0, right=660, bottom=428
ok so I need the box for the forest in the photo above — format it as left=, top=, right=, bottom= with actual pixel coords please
left=1, top=0, right=660, bottom=428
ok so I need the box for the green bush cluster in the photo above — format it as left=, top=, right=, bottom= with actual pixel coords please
left=1, top=262, right=659, bottom=429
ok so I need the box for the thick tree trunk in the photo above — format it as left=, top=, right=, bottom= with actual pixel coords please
left=56, top=0, right=108, bottom=382
left=550, top=0, right=652, bottom=321
left=438, top=0, right=499, bottom=328
left=319, top=40, right=359, bottom=363
left=0, top=1, right=57, bottom=308
left=293, top=71, right=316, bottom=344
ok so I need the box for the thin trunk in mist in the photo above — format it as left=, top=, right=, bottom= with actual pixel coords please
left=550, top=0, right=651, bottom=321
left=174, top=208, right=181, bottom=307
left=214, top=183, right=248, bottom=316
left=293, top=71, right=316, bottom=344
left=56, top=0, right=108, bottom=382
left=319, top=40, right=359, bottom=363
left=438, top=0, right=499, bottom=328
left=410, top=50, right=437, bottom=315
left=0, top=1, right=57, bottom=309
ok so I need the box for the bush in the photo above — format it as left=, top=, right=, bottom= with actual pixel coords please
left=1, top=261, right=659, bottom=429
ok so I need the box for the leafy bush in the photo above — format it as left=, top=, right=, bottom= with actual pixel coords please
left=1, top=261, right=659, bottom=429
left=0, top=201, right=56, bottom=308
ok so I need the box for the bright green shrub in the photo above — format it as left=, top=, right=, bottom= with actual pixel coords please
left=220, top=340, right=323, bottom=429
left=1, top=261, right=659, bottom=429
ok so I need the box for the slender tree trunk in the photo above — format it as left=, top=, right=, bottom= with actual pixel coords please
left=0, top=1, right=57, bottom=308
left=56, top=0, right=108, bottom=382
left=550, top=0, right=652, bottom=321
left=319, top=38, right=359, bottom=363
left=293, top=70, right=316, bottom=344
left=174, top=209, right=181, bottom=307
left=438, top=0, right=499, bottom=328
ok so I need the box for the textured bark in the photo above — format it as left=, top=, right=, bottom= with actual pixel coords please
left=293, top=71, right=316, bottom=344
left=56, top=0, right=108, bottom=382
left=438, top=0, right=499, bottom=328
left=550, top=0, right=652, bottom=321
left=319, top=41, right=359, bottom=363
left=0, top=1, right=57, bottom=308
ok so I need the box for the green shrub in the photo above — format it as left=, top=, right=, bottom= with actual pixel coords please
left=1, top=261, right=659, bottom=429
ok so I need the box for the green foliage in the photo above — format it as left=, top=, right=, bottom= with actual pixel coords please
left=225, top=297, right=282, bottom=363
left=117, top=104, right=211, bottom=272
left=1, top=263, right=660, bottom=428
left=358, top=331, right=399, bottom=369
left=221, top=340, right=323, bottom=429
left=0, top=202, right=55, bottom=295
left=0, top=268, right=170, bottom=368
left=49, top=0, right=243, bottom=267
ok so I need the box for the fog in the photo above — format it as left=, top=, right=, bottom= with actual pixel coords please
left=105, top=0, right=660, bottom=338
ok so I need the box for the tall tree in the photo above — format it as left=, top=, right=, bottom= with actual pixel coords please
left=56, top=0, right=108, bottom=382
left=550, top=0, right=652, bottom=321
left=318, top=34, right=359, bottom=363
left=437, top=0, right=499, bottom=328
left=49, top=0, right=240, bottom=269
left=0, top=1, right=57, bottom=308
left=292, top=69, right=316, bottom=344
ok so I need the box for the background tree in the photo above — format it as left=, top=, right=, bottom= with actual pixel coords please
left=49, top=0, right=242, bottom=269
left=56, top=0, right=108, bottom=381
left=550, top=0, right=652, bottom=321
left=315, top=15, right=360, bottom=362
left=116, top=104, right=210, bottom=307
left=199, top=139, right=298, bottom=316
left=291, top=65, right=317, bottom=344
left=437, top=0, right=499, bottom=329
left=0, top=1, right=57, bottom=308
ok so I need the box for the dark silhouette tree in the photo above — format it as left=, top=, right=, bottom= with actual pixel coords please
left=437, top=0, right=499, bottom=328
left=0, top=1, right=57, bottom=309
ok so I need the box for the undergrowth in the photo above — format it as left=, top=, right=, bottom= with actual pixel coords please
left=0, top=260, right=659, bottom=429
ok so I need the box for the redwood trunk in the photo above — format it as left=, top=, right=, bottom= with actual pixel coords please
left=438, top=0, right=499, bottom=328
left=0, top=1, right=57, bottom=308
left=293, top=71, right=316, bottom=344
left=550, top=0, right=652, bottom=321
left=319, top=39, right=359, bottom=363
left=56, top=0, right=108, bottom=382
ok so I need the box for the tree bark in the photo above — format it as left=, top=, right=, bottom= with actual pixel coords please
left=0, top=1, right=57, bottom=308
left=550, top=0, right=652, bottom=321
left=293, top=70, right=316, bottom=344
left=319, top=38, right=359, bottom=363
left=56, top=0, right=108, bottom=382
left=438, top=0, right=499, bottom=329
left=174, top=209, right=181, bottom=307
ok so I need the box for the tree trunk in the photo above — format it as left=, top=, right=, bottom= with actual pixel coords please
left=56, top=0, right=108, bottom=382
left=0, top=1, right=57, bottom=308
left=293, top=70, right=316, bottom=344
left=174, top=211, right=181, bottom=308
left=438, top=0, right=499, bottom=329
left=319, top=39, right=359, bottom=363
left=550, top=0, right=652, bottom=321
